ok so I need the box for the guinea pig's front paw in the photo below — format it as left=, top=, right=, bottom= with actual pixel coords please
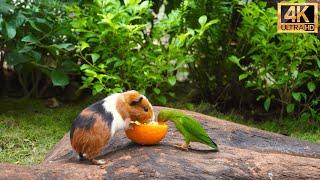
left=130, top=121, right=142, bottom=125
left=91, top=159, right=106, bottom=165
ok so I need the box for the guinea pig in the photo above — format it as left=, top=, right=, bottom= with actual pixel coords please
left=70, top=90, right=154, bottom=165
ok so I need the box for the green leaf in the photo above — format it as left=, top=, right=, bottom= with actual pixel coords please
left=257, top=24, right=266, bottom=32
left=5, top=51, right=28, bottom=65
left=93, top=83, right=104, bottom=94
left=256, top=95, right=265, bottom=101
left=0, top=1, right=14, bottom=14
left=124, top=0, right=140, bottom=6
left=5, top=22, right=16, bottom=39
left=21, top=35, right=38, bottom=44
left=228, top=55, right=241, bottom=68
left=168, top=76, right=176, bottom=86
left=239, top=73, right=248, bottom=80
left=0, top=16, right=3, bottom=31
left=29, top=50, right=41, bottom=63
left=292, top=92, right=301, bottom=102
left=157, top=95, right=167, bottom=105
left=53, top=43, right=73, bottom=50
left=80, top=64, right=91, bottom=70
left=258, top=1, right=267, bottom=7
left=300, top=112, right=310, bottom=122
left=29, top=20, right=42, bottom=32
left=90, top=53, right=100, bottom=63
left=84, top=69, right=97, bottom=77
left=112, top=87, right=123, bottom=93
left=317, top=60, right=320, bottom=69
left=286, top=103, right=295, bottom=113
left=80, top=41, right=89, bottom=51
left=206, top=19, right=219, bottom=26
left=153, top=88, right=161, bottom=95
left=264, top=97, right=271, bottom=111
left=139, top=1, right=149, bottom=9
left=51, top=70, right=69, bottom=87
left=198, top=15, right=207, bottom=26
left=18, top=46, right=33, bottom=53
left=114, top=61, right=124, bottom=68
left=307, top=82, right=316, bottom=92
left=13, top=12, right=25, bottom=28
left=301, top=93, right=307, bottom=102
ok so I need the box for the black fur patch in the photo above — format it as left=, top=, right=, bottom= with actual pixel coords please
left=70, top=100, right=114, bottom=139
left=88, top=100, right=113, bottom=127
left=70, top=113, right=96, bottom=139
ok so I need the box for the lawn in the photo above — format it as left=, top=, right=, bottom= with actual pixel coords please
left=0, top=97, right=319, bottom=165
left=0, top=98, right=90, bottom=165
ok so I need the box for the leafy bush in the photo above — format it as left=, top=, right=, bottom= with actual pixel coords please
left=160, top=0, right=245, bottom=107
left=230, top=2, right=320, bottom=122
left=67, top=0, right=217, bottom=104
left=0, top=0, right=77, bottom=97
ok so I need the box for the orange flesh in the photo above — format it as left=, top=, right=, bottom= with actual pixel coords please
left=125, top=122, right=168, bottom=145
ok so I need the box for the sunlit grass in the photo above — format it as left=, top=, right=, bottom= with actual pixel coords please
left=0, top=98, right=88, bottom=165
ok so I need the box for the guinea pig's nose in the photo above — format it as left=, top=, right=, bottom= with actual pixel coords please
left=143, top=107, right=148, bottom=112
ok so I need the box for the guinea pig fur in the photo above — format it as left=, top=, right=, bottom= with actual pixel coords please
left=70, top=90, right=154, bottom=165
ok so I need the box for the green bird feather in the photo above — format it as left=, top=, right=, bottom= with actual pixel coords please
left=158, top=109, right=218, bottom=151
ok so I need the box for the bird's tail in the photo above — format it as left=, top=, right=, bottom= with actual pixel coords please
left=209, top=138, right=218, bottom=152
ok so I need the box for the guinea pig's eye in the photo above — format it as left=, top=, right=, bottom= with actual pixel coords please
left=143, top=107, right=148, bottom=112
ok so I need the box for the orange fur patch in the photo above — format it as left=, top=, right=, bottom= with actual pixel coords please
left=71, top=113, right=110, bottom=160
left=80, top=108, right=93, bottom=117
left=116, top=91, right=153, bottom=124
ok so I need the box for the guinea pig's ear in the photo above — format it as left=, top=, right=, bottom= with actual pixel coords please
left=130, top=97, right=143, bottom=106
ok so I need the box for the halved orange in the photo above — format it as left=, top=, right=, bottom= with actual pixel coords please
left=125, top=122, right=168, bottom=145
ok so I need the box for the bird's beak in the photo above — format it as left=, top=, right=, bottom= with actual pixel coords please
left=157, top=118, right=168, bottom=124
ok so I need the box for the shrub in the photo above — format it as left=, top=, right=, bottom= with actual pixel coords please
left=67, top=0, right=218, bottom=104
left=229, top=2, right=320, bottom=122
left=160, top=0, right=245, bottom=107
left=0, top=0, right=78, bottom=97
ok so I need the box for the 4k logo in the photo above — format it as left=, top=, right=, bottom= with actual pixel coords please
left=278, top=3, right=318, bottom=33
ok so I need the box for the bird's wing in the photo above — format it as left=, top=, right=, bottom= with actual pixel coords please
left=180, top=116, right=217, bottom=149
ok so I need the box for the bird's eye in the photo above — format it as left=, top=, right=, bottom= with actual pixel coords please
left=143, top=107, right=148, bottom=112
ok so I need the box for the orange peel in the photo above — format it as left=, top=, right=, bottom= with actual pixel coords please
left=125, top=122, right=168, bottom=145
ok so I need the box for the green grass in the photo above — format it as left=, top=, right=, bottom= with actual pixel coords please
left=0, top=97, right=90, bottom=165
left=168, top=102, right=320, bottom=143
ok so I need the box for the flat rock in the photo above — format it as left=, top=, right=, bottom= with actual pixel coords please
left=1, top=106, right=320, bottom=179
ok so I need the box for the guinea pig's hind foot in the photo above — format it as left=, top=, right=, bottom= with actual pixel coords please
left=79, top=153, right=86, bottom=161
left=91, top=159, right=106, bottom=165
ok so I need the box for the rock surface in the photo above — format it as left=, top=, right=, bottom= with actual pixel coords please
left=1, top=106, right=320, bottom=179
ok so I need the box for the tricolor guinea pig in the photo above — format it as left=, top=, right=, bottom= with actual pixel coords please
left=70, top=90, right=154, bottom=165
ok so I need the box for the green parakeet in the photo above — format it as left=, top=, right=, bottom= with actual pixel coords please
left=157, top=109, right=218, bottom=151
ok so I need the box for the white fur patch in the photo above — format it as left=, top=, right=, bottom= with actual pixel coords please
left=150, top=102, right=155, bottom=122
left=96, top=159, right=106, bottom=165
left=102, top=93, right=128, bottom=136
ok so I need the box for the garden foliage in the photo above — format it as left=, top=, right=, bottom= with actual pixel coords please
left=67, top=0, right=217, bottom=104
left=230, top=2, right=320, bottom=121
left=0, top=0, right=216, bottom=103
left=0, top=0, right=77, bottom=97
